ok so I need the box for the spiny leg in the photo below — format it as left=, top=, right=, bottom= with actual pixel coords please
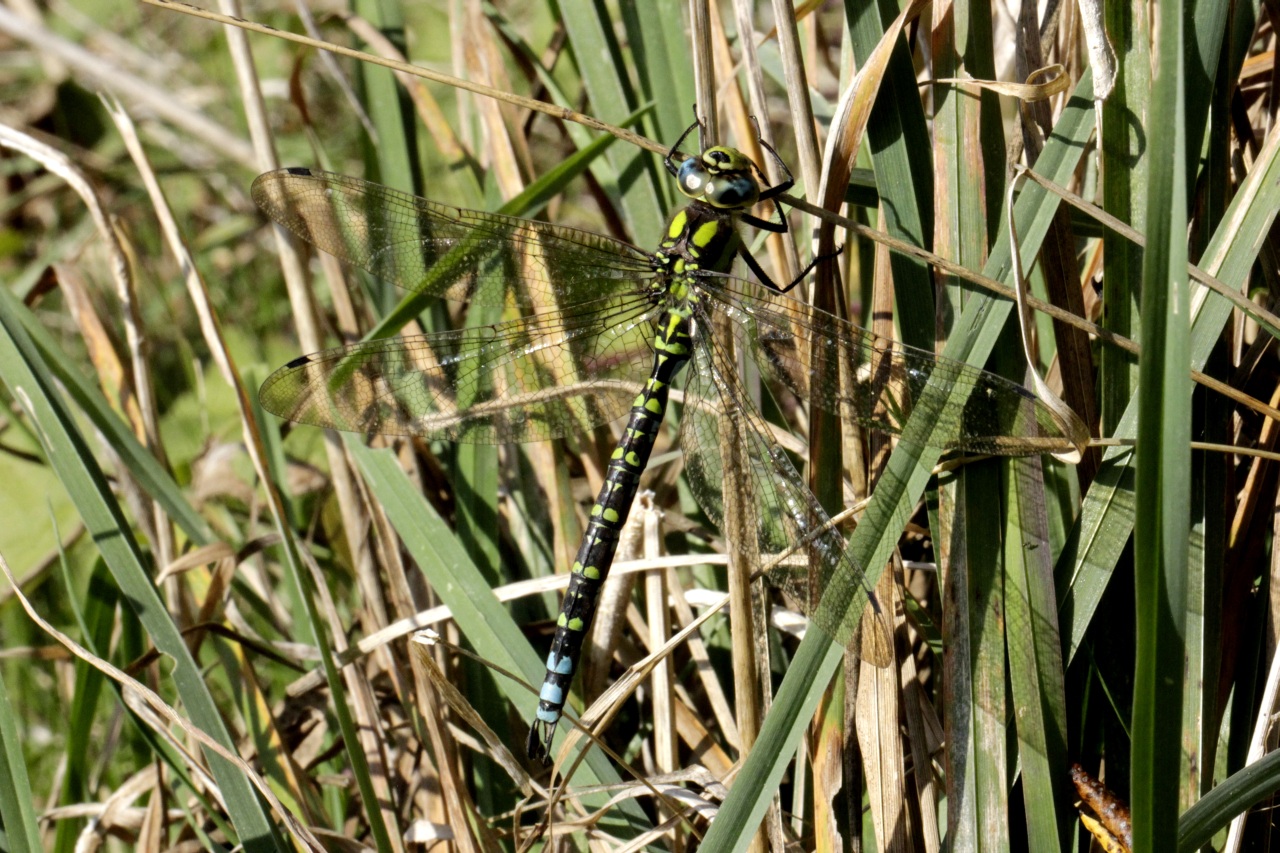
left=753, top=132, right=795, bottom=202
left=664, top=115, right=706, bottom=179
left=737, top=240, right=844, bottom=294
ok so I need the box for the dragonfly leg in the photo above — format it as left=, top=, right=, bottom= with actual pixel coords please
left=772, top=244, right=845, bottom=294
left=740, top=133, right=793, bottom=234
left=752, top=126, right=796, bottom=203
left=738, top=209, right=789, bottom=233
left=737, top=127, right=842, bottom=292
left=737, top=240, right=843, bottom=294
left=664, top=116, right=705, bottom=178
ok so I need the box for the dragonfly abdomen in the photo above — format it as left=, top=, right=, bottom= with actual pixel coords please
left=528, top=308, right=693, bottom=760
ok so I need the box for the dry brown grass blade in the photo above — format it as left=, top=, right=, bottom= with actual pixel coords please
left=531, top=585, right=736, bottom=842
left=104, top=91, right=409, bottom=841
left=462, top=1, right=526, bottom=198
left=856, top=566, right=905, bottom=846
left=54, top=262, right=144, bottom=441
left=641, top=498, right=678, bottom=789
left=154, top=533, right=281, bottom=583
left=689, top=0, right=717, bottom=141
left=683, top=8, right=774, bottom=851
left=768, top=0, right=823, bottom=195
left=1228, top=381, right=1280, bottom=550
left=410, top=633, right=534, bottom=790
left=932, top=63, right=1071, bottom=100
left=900, top=596, right=942, bottom=852
left=665, top=556, right=740, bottom=751
left=213, top=3, right=418, bottom=833
left=403, top=640, right=517, bottom=853
left=714, top=6, right=799, bottom=287
left=104, top=101, right=277, bottom=496
left=1018, top=165, right=1280, bottom=336
left=1004, top=172, right=1092, bottom=462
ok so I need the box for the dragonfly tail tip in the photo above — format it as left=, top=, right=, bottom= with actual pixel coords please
left=526, top=722, right=553, bottom=766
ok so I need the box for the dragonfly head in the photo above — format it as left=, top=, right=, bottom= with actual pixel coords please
left=675, top=146, right=762, bottom=211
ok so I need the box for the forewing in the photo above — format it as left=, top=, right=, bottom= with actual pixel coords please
left=702, top=276, right=1076, bottom=456
left=252, top=169, right=655, bottom=309
left=679, top=318, right=891, bottom=664
left=260, top=295, right=661, bottom=443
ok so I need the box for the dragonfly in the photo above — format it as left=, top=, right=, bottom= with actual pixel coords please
left=253, top=121, right=1082, bottom=764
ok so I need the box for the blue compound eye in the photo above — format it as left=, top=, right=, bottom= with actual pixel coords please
left=707, top=177, right=748, bottom=206
left=677, top=158, right=710, bottom=199
left=705, top=174, right=758, bottom=209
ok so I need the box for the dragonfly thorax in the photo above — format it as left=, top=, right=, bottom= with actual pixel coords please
left=654, top=203, right=744, bottom=288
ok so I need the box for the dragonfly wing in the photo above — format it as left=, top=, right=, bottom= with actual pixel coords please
left=253, top=169, right=656, bottom=309
left=703, top=277, right=1077, bottom=456
left=678, top=321, right=892, bottom=665
left=261, top=295, right=662, bottom=443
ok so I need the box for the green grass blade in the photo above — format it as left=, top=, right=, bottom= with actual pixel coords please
left=845, top=0, right=934, bottom=350
left=618, top=0, right=692, bottom=149
left=1186, top=370, right=1227, bottom=811
left=452, top=299, right=504, bottom=814
left=1005, top=455, right=1070, bottom=848
left=0, top=655, right=42, bottom=853
left=932, top=0, right=1003, bottom=321
left=1098, top=2, right=1148, bottom=434
left=1130, top=3, right=1191, bottom=847
left=52, top=563, right=116, bottom=853
left=53, top=553, right=228, bottom=847
left=953, top=461, right=1009, bottom=849
left=1057, top=92, right=1280, bottom=678
left=1055, top=0, right=1276, bottom=670
left=251, top=387, right=399, bottom=853
left=1178, top=748, right=1280, bottom=851
left=353, top=0, right=416, bottom=191
left=557, top=0, right=665, bottom=236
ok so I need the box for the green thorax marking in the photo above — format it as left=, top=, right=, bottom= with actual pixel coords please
left=654, top=202, right=742, bottom=301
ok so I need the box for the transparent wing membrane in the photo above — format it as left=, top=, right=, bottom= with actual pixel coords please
left=704, top=277, right=1077, bottom=456
left=252, top=169, right=656, bottom=310
left=679, top=317, right=893, bottom=665
left=254, top=170, right=1074, bottom=456
left=260, top=296, right=661, bottom=443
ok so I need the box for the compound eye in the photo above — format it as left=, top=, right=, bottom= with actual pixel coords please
left=677, top=157, right=710, bottom=198
left=706, top=174, right=758, bottom=209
